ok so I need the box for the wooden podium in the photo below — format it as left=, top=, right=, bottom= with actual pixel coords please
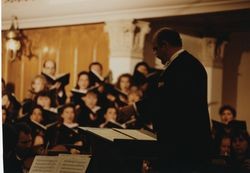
left=79, top=127, right=158, bottom=173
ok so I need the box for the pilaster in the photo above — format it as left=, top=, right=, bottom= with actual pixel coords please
left=201, top=37, right=228, bottom=120
left=105, top=20, right=150, bottom=82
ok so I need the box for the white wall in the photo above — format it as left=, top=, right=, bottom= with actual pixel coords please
left=237, top=51, right=250, bottom=132
left=181, top=32, right=250, bottom=132
left=223, top=32, right=250, bottom=132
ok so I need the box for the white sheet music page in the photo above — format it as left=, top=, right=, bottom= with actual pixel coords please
left=79, top=127, right=133, bottom=141
left=29, top=154, right=91, bottom=173
left=113, top=129, right=157, bottom=141
left=29, top=156, right=58, bottom=173
left=56, top=154, right=91, bottom=173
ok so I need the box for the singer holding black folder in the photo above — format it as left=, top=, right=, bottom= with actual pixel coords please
left=42, top=59, right=67, bottom=105
left=120, top=28, right=212, bottom=172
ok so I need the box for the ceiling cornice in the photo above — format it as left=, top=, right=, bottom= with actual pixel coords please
left=2, top=0, right=250, bottom=30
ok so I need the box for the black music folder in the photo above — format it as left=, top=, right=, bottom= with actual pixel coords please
left=102, top=120, right=125, bottom=129
left=43, top=108, right=59, bottom=124
left=29, top=120, right=58, bottom=131
left=102, top=119, right=136, bottom=129
left=212, top=119, right=247, bottom=138
left=71, top=88, right=88, bottom=98
left=133, top=70, right=160, bottom=86
left=89, top=69, right=104, bottom=84
left=71, top=85, right=99, bottom=98
left=212, top=120, right=247, bottom=131
left=42, top=72, right=70, bottom=86
left=104, top=83, right=128, bottom=98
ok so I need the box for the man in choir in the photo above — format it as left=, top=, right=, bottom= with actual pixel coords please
left=42, top=59, right=57, bottom=76
left=4, top=123, right=34, bottom=173
left=89, top=61, right=112, bottom=83
left=42, top=59, right=67, bottom=105
left=76, top=90, right=104, bottom=127
left=88, top=62, right=107, bottom=104
left=120, top=28, right=212, bottom=172
left=89, top=62, right=103, bottom=76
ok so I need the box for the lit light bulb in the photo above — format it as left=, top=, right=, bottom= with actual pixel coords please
left=6, top=39, right=21, bottom=51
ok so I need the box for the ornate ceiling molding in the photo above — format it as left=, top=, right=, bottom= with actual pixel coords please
left=2, top=0, right=250, bottom=30
left=3, top=0, right=34, bottom=3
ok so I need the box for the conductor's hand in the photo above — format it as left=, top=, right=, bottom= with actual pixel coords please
left=119, top=105, right=137, bottom=122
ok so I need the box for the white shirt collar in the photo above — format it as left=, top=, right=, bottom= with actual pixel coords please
left=164, top=49, right=185, bottom=69
left=64, top=122, right=79, bottom=128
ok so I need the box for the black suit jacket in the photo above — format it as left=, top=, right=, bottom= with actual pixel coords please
left=136, top=51, right=212, bottom=169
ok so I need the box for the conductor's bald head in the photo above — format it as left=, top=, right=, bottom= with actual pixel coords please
left=153, top=28, right=182, bottom=47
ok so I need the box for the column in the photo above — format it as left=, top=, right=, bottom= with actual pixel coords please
left=201, top=37, right=227, bottom=120
left=105, top=20, right=150, bottom=82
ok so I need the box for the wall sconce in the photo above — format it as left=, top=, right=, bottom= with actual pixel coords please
left=6, top=16, right=22, bottom=61
left=5, top=16, right=34, bottom=61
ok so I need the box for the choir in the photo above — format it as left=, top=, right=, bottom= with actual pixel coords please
left=2, top=61, right=250, bottom=173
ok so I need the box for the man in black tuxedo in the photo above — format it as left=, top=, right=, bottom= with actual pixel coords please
left=120, top=28, right=212, bottom=172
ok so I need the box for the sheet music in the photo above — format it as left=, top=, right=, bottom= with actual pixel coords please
left=113, top=129, right=157, bottom=141
left=29, top=155, right=91, bottom=173
left=79, top=127, right=133, bottom=141
left=56, top=154, right=91, bottom=173
left=29, top=156, right=58, bottom=173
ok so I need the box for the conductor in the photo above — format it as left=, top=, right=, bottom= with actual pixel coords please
left=120, top=28, right=212, bottom=172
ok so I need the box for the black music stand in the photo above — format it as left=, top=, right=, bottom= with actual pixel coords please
left=79, top=127, right=158, bottom=173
